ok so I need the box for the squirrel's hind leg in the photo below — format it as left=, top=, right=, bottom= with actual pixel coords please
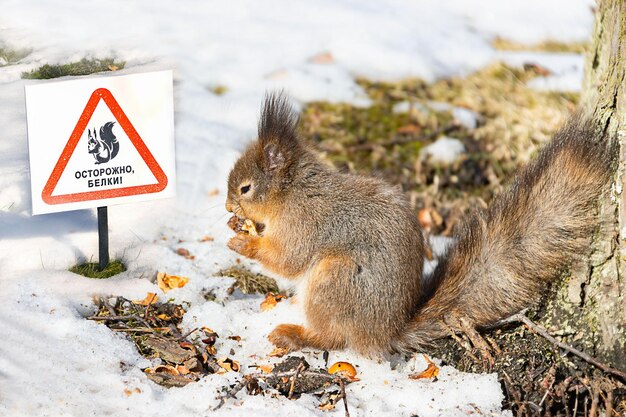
left=268, top=324, right=346, bottom=351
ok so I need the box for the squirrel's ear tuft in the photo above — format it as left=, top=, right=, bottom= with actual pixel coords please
left=258, top=91, right=300, bottom=147
left=258, top=91, right=301, bottom=175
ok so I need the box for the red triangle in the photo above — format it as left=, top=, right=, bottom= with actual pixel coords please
left=42, top=88, right=168, bottom=205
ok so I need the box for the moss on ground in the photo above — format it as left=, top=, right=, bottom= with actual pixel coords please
left=69, top=260, right=126, bottom=278
left=300, top=62, right=577, bottom=235
left=22, top=57, right=125, bottom=79
left=217, top=266, right=280, bottom=295
left=492, top=37, right=588, bottom=53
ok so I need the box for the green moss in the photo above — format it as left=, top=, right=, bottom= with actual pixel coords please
left=300, top=62, right=579, bottom=233
left=70, top=260, right=126, bottom=278
left=22, top=57, right=125, bottom=79
left=0, top=45, right=31, bottom=66
left=217, top=266, right=279, bottom=295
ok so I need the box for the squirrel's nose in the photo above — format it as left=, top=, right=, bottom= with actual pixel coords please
left=225, top=201, right=234, bottom=213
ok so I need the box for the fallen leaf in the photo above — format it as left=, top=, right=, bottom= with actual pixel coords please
left=176, top=248, right=191, bottom=257
left=228, top=335, right=242, bottom=342
left=260, top=292, right=285, bottom=311
left=145, top=365, right=180, bottom=376
left=408, top=354, right=440, bottom=380
left=268, top=347, right=290, bottom=357
left=205, top=345, right=217, bottom=356
left=199, top=236, right=214, bottom=242
left=217, top=357, right=240, bottom=372
left=179, top=341, right=197, bottom=354
left=123, top=388, right=133, bottom=396
left=328, top=361, right=359, bottom=381
left=396, top=124, right=422, bottom=134
left=258, top=364, right=274, bottom=374
left=176, top=365, right=190, bottom=375
left=132, top=292, right=158, bottom=306
left=523, top=62, right=552, bottom=76
left=157, top=272, right=190, bottom=292
left=308, top=51, right=335, bottom=64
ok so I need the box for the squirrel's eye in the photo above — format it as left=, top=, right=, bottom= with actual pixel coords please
left=240, top=184, right=251, bottom=195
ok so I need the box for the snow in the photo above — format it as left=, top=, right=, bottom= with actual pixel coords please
left=421, top=137, right=467, bottom=164
left=0, top=1, right=593, bottom=416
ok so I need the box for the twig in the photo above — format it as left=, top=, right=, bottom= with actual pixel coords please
left=573, top=386, right=579, bottom=417
left=144, top=293, right=157, bottom=320
left=502, top=371, right=526, bottom=414
left=111, top=327, right=157, bottom=333
left=337, top=377, right=351, bottom=417
left=88, top=315, right=142, bottom=321
left=500, top=311, right=626, bottom=381
left=349, top=122, right=461, bottom=151
left=288, top=362, right=305, bottom=399
left=211, top=376, right=250, bottom=411
left=177, top=327, right=198, bottom=342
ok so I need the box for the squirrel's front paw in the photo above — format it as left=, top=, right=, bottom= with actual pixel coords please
left=228, top=233, right=258, bottom=258
left=268, top=324, right=305, bottom=350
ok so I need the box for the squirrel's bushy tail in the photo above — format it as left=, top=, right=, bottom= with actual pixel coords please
left=394, top=114, right=617, bottom=351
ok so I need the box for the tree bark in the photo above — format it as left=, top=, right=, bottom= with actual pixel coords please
left=550, top=0, right=626, bottom=370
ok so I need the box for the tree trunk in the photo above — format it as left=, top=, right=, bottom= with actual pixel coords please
left=550, top=0, right=626, bottom=370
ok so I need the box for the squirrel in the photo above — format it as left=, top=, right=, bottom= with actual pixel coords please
left=87, top=121, right=119, bottom=164
left=225, top=92, right=616, bottom=356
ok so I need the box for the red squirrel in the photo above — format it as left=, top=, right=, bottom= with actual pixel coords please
left=225, top=93, right=615, bottom=355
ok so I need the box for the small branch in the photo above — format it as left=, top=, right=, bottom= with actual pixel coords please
left=502, top=311, right=626, bottom=381
left=288, top=362, right=305, bottom=399
left=88, top=315, right=141, bottom=321
left=211, top=376, right=250, bottom=411
left=177, top=327, right=198, bottom=342
left=337, top=377, right=351, bottom=417
left=144, top=293, right=157, bottom=320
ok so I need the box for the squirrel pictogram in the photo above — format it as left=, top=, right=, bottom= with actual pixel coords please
left=87, top=121, right=119, bottom=164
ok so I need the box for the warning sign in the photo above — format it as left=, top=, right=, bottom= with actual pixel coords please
left=26, top=71, right=176, bottom=214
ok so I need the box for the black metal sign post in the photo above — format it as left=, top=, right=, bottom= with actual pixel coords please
left=97, top=206, right=109, bottom=271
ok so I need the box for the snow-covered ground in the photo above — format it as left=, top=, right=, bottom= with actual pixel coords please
left=0, top=1, right=594, bottom=416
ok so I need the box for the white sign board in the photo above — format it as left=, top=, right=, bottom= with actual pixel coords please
left=26, top=70, right=176, bottom=215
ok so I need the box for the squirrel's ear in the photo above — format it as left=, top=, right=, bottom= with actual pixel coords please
left=263, top=142, right=286, bottom=174
left=258, top=91, right=301, bottom=176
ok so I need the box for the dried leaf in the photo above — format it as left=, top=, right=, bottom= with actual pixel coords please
left=260, top=292, right=285, bottom=311
left=205, top=345, right=217, bottom=356
left=176, top=365, right=190, bottom=375
left=308, top=51, right=335, bottom=64
left=228, top=335, right=242, bottom=342
left=328, top=361, right=359, bottom=381
left=199, top=236, right=214, bottom=242
left=157, top=272, right=189, bottom=292
left=132, top=292, right=158, bottom=306
left=217, top=357, right=240, bottom=372
left=396, top=124, right=421, bottom=134
left=258, top=364, right=274, bottom=374
left=408, top=354, right=440, bottom=380
left=179, top=341, right=197, bottom=354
